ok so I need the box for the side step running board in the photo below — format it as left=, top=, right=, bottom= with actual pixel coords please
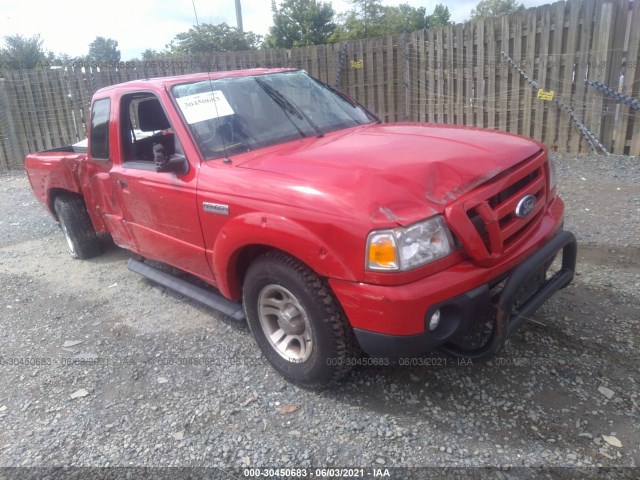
left=127, top=258, right=245, bottom=321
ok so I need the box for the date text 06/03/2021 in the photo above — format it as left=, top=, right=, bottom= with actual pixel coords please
left=243, top=467, right=392, bottom=478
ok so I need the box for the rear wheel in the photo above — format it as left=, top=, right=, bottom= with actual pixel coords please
left=243, top=252, right=357, bottom=388
left=53, top=195, right=101, bottom=259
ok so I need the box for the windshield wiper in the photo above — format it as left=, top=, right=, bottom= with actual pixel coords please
left=255, top=78, right=324, bottom=138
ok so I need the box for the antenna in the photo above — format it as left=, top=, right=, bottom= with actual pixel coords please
left=235, top=0, right=243, bottom=32
left=190, top=0, right=232, bottom=164
left=191, top=0, right=200, bottom=27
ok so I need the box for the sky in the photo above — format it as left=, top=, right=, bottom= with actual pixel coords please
left=0, top=0, right=551, bottom=61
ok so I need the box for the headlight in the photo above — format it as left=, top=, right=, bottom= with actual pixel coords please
left=548, top=156, right=557, bottom=191
left=366, top=216, right=454, bottom=271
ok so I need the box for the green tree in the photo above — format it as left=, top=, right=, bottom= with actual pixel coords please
left=333, top=0, right=386, bottom=40
left=381, top=4, right=429, bottom=34
left=88, top=37, right=121, bottom=63
left=381, top=3, right=452, bottom=33
left=470, top=0, right=524, bottom=19
left=0, top=34, right=48, bottom=69
left=430, top=4, right=452, bottom=27
left=47, top=52, right=73, bottom=67
left=265, top=0, right=336, bottom=48
left=331, top=2, right=452, bottom=41
left=141, top=49, right=161, bottom=60
left=168, top=23, right=261, bottom=54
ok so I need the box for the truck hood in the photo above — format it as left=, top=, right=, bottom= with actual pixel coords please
left=237, top=124, right=542, bottom=225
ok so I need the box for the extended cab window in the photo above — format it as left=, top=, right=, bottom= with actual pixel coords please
left=120, top=93, right=183, bottom=166
left=89, top=98, right=110, bottom=160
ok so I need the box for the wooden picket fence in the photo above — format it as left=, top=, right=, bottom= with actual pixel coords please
left=1, top=0, right=639, bottom=172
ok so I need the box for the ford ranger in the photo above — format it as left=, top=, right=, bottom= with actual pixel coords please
left=24, top=68, right=576, bottom=387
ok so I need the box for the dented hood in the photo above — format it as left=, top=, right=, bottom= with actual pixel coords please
left=237, top=124, right=542, bottom=226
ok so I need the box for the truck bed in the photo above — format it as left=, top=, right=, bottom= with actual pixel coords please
left=24, top=146, right=87, bottom=215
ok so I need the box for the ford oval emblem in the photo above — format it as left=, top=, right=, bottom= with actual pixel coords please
left=515, top=194, right=537, bottom=218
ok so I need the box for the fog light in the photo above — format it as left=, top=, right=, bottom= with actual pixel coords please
left=428, top=310, right=441, bottom=331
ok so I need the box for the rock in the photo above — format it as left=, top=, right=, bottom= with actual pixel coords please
left=173, top=432, right=184, bottom=441
left=69, top=389, right=89, bottom=399
left=578, top=432, right=593, bottom=440
left=598, top=386, right=615, bottom=399
left=602, top=435, right=622, bottom=448
left=63, top=340, right=84, bottom=348
left=157, top=377, right=169, bottom=384
left=0, top=405, right=7, bottom=412
left=279, top=403, right=301, bottom=414
left=73, top=353, right=99, bottom=361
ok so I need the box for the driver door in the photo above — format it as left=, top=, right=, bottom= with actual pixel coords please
left=109, top=92, right=213, bottom=281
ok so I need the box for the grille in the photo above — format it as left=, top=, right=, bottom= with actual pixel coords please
left=446, top=152, right=547, bottom=264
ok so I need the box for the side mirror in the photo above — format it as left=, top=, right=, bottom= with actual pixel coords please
left=155, top=154, right=189, bottom=175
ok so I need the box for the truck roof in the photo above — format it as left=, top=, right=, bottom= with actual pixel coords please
left=94, top=68, right=298, bottom=95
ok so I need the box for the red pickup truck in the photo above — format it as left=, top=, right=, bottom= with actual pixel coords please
left=25, top=68, right=576, bottom=387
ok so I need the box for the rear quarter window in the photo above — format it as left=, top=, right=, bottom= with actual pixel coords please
left=90, top=98, right=111, bottom=160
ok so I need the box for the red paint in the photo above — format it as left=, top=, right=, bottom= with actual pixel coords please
left=25, top=70, right=566, bottom=338
left=330, top=196, right=565, bottom=335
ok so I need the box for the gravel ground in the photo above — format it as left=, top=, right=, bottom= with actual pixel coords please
left=0, top=153, right=639, bottom=478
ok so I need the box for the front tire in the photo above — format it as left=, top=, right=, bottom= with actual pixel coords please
left=53, top=195, right=101, bottom=259
left=243, top=252, right=357, bottom=388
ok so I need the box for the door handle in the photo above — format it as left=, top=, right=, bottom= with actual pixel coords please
left=117, top=179, right=128, bottom=188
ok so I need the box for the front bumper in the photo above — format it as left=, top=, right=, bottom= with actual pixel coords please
left=354, top=231, right=577, bottom=361
left=350, top=229, right=576, bottom=361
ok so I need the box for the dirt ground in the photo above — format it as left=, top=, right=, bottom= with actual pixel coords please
left=0, top=153, right=639, bottom=476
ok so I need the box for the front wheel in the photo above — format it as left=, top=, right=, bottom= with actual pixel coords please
left=53, top=194, right=101, bottom=259
left=243, top=252, right=357, bottom=388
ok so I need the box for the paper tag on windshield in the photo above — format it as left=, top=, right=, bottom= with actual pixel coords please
left=176, top=90, right=234, bottom=124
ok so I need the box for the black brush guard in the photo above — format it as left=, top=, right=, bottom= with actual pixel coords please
left=439, top=230, right=577, bottom=362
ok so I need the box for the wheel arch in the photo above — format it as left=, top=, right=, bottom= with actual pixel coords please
left=211, top=213, right=357, bottom=300
left=49, top=187, right=107, bottom=234
left=241, top=248, right=359, bottom=387
left=49, top=189, right=84, bottom=221
left=52, top=192, right=101, bottom=259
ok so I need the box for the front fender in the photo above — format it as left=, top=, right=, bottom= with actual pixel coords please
left=211, top=212, right=356, bottom=299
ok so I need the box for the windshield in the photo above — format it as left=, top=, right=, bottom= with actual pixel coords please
left=171, top=70, right=376, bottom=160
